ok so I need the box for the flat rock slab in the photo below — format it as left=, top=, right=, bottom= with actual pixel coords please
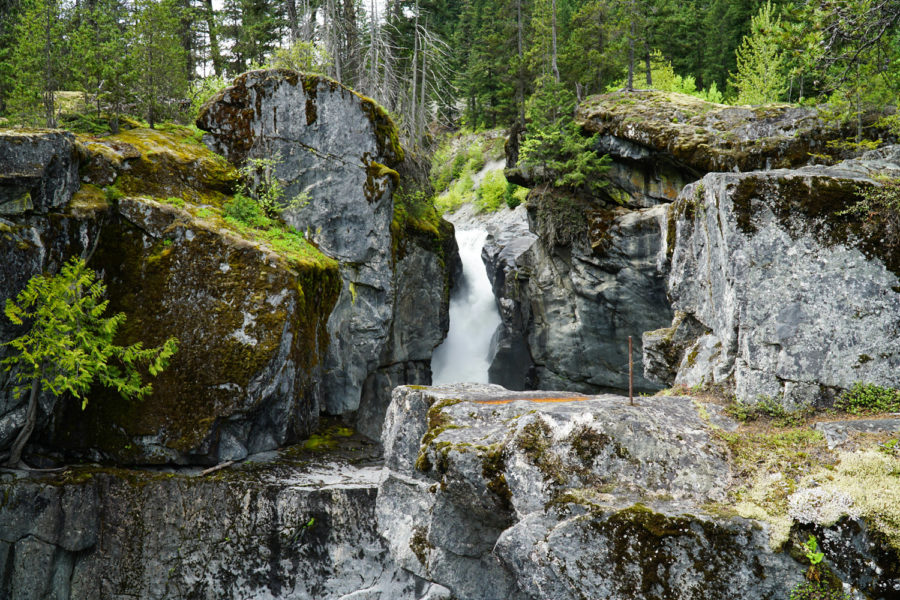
left=814, top=418, right=900, bottom=449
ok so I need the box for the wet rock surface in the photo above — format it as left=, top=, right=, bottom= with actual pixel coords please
left=651, top=149, right=900, bottom=406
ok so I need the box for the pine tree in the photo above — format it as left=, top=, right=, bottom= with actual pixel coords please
left=729, top=0, right=787, bottom=105
left=132, top=0, right=190, bottom=128
left=5, top=0, right=69, bottom=126
left=70, top=0, right=133, bottom=128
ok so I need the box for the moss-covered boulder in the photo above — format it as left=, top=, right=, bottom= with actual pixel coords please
left=0, top=127, right=342, bottom=465
left=576, top=90, right=880, bottom=207
left=197, top=69, right=455, bottom=427
left=652, top=147, right=900, bottom=407
left=45, top=197, right=340, bottom=464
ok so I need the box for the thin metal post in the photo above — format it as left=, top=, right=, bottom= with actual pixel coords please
left=628, top=336, right=634, bottom=406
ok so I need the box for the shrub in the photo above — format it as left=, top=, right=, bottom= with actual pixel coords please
left=223, top=193, right=271, bottom=228
left=475, top=170, right=507, bottom=213
left=505, top=182, right=528, bottom=209
left=789, top=582, right=851, bottom=600
left=836, top=382, right=900, bottom=414
left=520, top=75, right=610, bottom=196
left=726, top=396, right=811, bottom=427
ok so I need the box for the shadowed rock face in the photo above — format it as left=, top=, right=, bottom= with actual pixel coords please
left=0, top=437, right=451, bottom=600
left=646, top=148, right=900, bottom=407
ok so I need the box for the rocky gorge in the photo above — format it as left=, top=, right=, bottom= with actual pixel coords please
left=0, top=74, right=898, bottom=599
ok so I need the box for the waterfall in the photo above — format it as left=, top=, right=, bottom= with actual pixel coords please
left=431, top=228, right=501, bottom=384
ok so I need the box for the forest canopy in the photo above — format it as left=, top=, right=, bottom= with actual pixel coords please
left=0, top=0, right=898, bottom=144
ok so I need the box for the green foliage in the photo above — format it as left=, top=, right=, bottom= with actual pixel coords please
left=803, top=535, right=824, bottom=565
left=264, top=41, right=332, bottom=75
left=520, top=75, right=610, bottom=195
left=728, top=1, right=787, bottom=105
left=5, top=0, right=69, bottom=126
left=236, top=155, right=309, bottom=219
left=608, top=50, right=724, bottom=103
left=104, top=185, right=124, bottom=202
left=2, top=256, right=178, bottom=406
left=789, top=582, right=852, bottom=600
left=475, top=170, right=508, bottom=213
left=2, top=256, right=177, bottom=465
left=836, top=383, right=900, bottom=415
left=223, top=192, right=272, bottom=228
left=393, top=186, right=442, bottom=238
left=505, top=182, right=528, bottom=209
left=725, top=395, right=811, bottom=427
left=435, top=174, right=475, bottom=214
left=132, top=0, right=189, bottom=128
left=189, top=74, right=230, bottom=119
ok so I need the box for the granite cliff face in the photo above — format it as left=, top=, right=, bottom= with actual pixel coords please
left=488, top=90, right=895, bottom=400
left=197, top=69, right=456, bottom=429
left=646, top=147, right=900, bottom=406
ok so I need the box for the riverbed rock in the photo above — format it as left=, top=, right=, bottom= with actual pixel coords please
left=0, top=436, right=446, bottom=600
left=197, top=69, right=455, bottom=426
left=377, top=384, right=810, bottom=600
left=650, top=148, right=900, bottom=406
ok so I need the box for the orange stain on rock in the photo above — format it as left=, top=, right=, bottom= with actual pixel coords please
left=474, top=397, right=585, bottom=405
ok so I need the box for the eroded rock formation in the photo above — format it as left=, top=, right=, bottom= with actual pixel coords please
left=645, top=147, right=900, bottom=406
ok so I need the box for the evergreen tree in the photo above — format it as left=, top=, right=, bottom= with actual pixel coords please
left=2, top=257, right=177, bottom=468
left=5, top=0, right=70, bottom=126
left=133, top=0, right=190, bottom=127
left=729, top=0, right=787, bottom=105
left=221, top=0, right=284, bottom=74
left=70, top=0, right=134, bottom=128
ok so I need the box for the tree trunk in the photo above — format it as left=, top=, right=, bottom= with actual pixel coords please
left=627, top=19, right=635, bottom=90
left=644, top=41, right=652, bottom=86
left=516, top=0, right=525, bottom=128
left=550, top=0, right=560, bottom=83
left=5, top=371, right=42, bottom=468
left=203, top=0, right=223, bottom=76
left=286, top=0, right=299, bottom=42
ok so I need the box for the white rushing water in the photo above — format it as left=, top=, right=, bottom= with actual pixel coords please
left=431, top=228, right=502, bottom=384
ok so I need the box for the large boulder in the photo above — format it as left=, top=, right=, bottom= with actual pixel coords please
left=0, top=437, right=449, bottom=600
left=0, top=130, right=79, bottom=215
left=647, top=147, right=900, bottom=406
left=197, top=69, right=454, bottom=427
left=377, top=385, right=801, bottom=600
left=46, top=197, right=340, bottom=465
left=0, top=127, right=343, bottom=465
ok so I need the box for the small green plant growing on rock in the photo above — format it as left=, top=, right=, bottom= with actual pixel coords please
left=2, top=257, right=178, bottom=468
left=836, top=382, right=900, bottom=415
